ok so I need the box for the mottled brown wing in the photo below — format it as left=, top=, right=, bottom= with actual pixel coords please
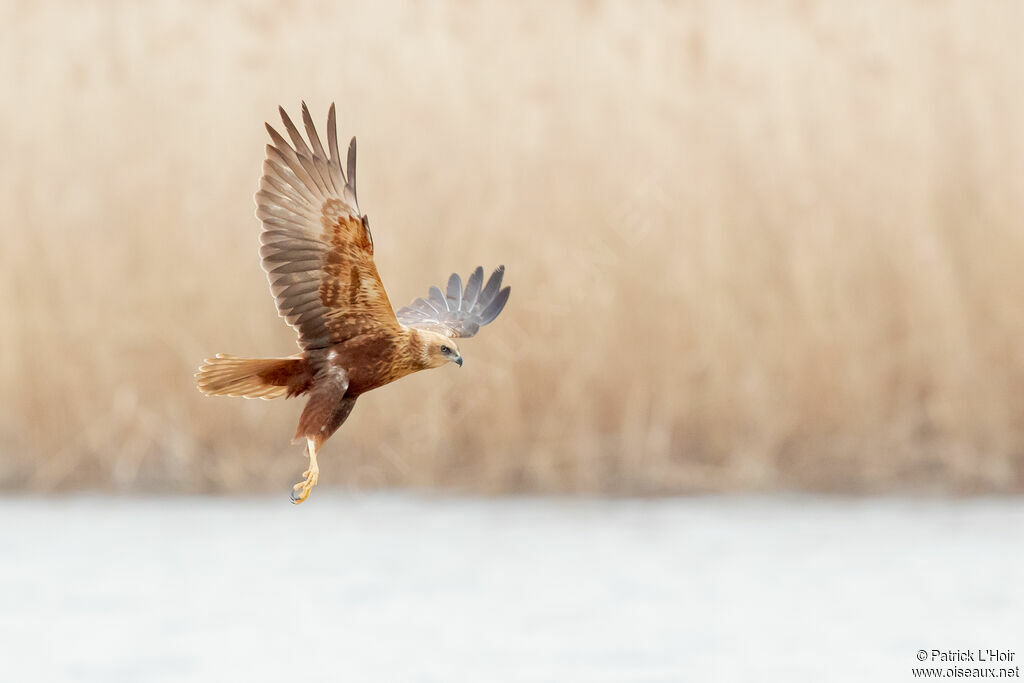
left=256, top=103, right=400, bottom=349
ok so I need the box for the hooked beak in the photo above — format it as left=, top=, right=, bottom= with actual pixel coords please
left=455, top=355, right=463, bottom=368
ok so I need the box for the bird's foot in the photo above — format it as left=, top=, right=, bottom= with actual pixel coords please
left=290, top=441, right=320, bottom=504
left=290, top=466, right=319, bottom=504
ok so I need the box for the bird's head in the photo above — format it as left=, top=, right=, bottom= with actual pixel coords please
left=420, top=331, right=463, bottom=369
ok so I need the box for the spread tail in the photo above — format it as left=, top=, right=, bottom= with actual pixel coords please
left=195, top=354, right=310, bottom=399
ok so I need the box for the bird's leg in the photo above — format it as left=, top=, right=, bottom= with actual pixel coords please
left=290, top=437, right=320, bottom=504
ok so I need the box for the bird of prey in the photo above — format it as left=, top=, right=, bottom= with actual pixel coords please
left=196, top=103, right=510, bottom=503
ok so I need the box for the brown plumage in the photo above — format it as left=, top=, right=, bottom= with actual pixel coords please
left=196, top=103, right=510, bottom=503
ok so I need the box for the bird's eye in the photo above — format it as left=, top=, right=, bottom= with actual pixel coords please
left=440, top=345, right=450, bottom=354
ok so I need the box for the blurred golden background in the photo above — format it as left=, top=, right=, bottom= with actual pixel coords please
left=2, top=0, right=1022, bottom=495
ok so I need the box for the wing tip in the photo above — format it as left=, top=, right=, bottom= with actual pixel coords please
left=478, top=284, right=511, bottom=326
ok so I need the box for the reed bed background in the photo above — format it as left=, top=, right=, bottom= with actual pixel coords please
left=2, top=0, right=1022, bottom=494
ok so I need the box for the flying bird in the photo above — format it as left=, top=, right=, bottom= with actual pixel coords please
left=196, top=103, right=510, bottom=503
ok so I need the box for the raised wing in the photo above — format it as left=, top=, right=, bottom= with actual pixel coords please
left=397, top=266, right=510, bottom=338
left=256, top=103, right=399, bottom=349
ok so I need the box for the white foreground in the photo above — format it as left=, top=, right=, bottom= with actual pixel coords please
left=1, top=494, right=1022, bottom=682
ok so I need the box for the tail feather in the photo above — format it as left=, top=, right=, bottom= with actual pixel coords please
left=195, top=354, right=309, bottom=399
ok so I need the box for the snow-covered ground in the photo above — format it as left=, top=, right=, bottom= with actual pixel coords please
left=1, top=494, right=1021, bottom=682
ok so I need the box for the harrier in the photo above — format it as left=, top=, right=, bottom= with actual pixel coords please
left=196, top=103, right=510, bottom=503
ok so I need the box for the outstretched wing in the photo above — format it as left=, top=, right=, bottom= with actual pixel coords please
left=396, top=265, right=510, bottom=338
left=256, top=103, right=399, bottom=350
